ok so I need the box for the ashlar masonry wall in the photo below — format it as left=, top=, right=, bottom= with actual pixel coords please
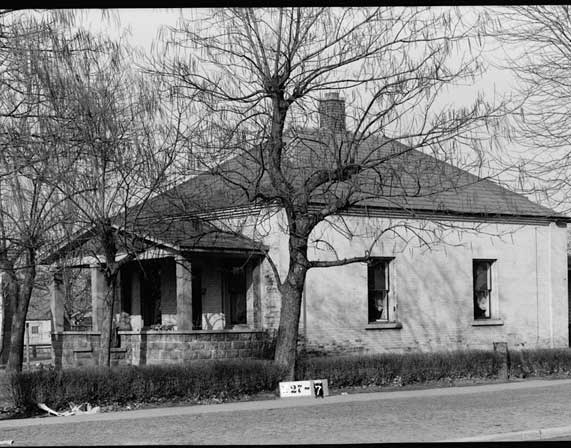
left=52, top=330, right=274, bottom=369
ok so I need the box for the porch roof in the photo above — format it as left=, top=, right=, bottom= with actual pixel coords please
left=132, top=217, right=267, bottom=253
left=41, top=219, right=266, bottom=265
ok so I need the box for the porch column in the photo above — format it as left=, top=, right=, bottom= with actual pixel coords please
left=50, top=270, right=65, bottom=333
left=246, top=261, right=262, bottom=329
left=114, top=270, right=121, bottom=320
left=175, top=256, right=193, bottom=331
left=91, top=265, right=107, bottom=332
left=130, top=269, right=142, bottom=331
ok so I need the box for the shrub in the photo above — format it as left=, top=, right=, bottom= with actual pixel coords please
left=13, top=348, right=571, bottom=417
left=11, top=360, right=286, bottom=415
left=295, top=350, right=504, bottom=388
left=509, top=348, right=571, bottom=378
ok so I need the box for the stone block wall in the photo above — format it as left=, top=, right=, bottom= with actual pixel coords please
left=52, top=330, right=275, bottom=369
left=52, top=332, right=129, bottom=369
left=121, top=330, right=275, bottom=365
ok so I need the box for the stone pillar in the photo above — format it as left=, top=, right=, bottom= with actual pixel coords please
left=91, top=265, right=108, bottom=332
left=246, top=261, right=262, bottom=329
left=130, top=269, right=142, bottom=331
left=50, top=270, right=65, bottom=333
left=175, top=256, right=193, bottom=331
left=114, top=270, right=121, bottom=320
left=494, top=341, right=510, bottom=380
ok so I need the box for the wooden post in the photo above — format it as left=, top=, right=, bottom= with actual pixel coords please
left=175, top=256, right=193, bottom=331
left=91, top=265, right=108, bottom=332
left=50, top=270, right=65, bottom=333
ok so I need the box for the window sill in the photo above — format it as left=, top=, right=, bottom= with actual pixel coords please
left=366, top=321, right=403, bottom=330
left=472, top=319, right=504, bottom=327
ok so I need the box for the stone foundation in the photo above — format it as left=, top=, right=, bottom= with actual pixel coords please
left=52, top=330, right=275, bottom=369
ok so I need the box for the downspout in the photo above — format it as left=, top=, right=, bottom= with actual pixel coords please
left=535, top=226, right=540, bottom=344
left=302, top=284, right=307, bottom=352
left=548, top=224, right=554, bottom=348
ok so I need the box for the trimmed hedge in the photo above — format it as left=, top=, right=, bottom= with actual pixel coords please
left=12, top=348, right=571, bottom=416
left=295, top=350, right=504, bottom=387
left=11, top=360, right=286, bottom=414
left=510, top=348, right=571, bottom=378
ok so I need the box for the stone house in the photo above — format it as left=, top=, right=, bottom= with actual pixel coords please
left=45, top=94, right=570, bottom=368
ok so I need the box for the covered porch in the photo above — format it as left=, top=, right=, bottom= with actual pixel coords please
left=117, top=251, right=264, bottom=332
left=45, top=222, right=274, bottom=368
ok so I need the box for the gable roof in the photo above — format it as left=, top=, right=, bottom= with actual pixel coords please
left=138, top=133, right=568, bottom=223
left=128, top=217, right=267, bottom=253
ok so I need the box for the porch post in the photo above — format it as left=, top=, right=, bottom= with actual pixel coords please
left=91, top=265, right=107, bottom=332
left=50, top=269, right=65, bottom=333
left=246, top=261, right=262, bottom=329
left=175, top=255, right=193, bottom=331
left=130, top=269, right=142, bottom=331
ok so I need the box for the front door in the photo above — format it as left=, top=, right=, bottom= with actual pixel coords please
left=141, top=263, right=161, bottom=327
left=192, top=267, right=202, bottom=330
left=223, top=267, right=247, bottom=327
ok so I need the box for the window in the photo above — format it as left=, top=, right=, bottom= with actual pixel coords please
left=31, top=326, right=39, bottom=334
left=473, top=259, right=495, bottom=320
left=368, top=258, right=392, bottom=323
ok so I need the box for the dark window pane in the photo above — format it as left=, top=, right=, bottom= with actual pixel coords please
left=473, top=260, right=493, bottom=320
left=368, top=260, right=390, bottom=323
left=474, top=262, right=489, bottom=291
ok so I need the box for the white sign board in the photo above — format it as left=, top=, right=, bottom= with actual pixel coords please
left=279, top=379, right=329, bottom=398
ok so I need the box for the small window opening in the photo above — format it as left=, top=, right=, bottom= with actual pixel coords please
left=368, top=259, right=391, bottom=323
left=473, top=260, right=494, bottom=320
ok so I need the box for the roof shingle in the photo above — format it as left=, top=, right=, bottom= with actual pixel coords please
left=139, top=133, right=567, bottom=222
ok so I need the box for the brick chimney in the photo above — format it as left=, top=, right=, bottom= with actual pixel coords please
left=318, top=92, right=346, bottom=133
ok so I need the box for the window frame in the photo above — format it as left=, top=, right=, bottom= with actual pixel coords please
left=472, top=259, right=499, bottom=322
left=367, top=257, right=396, bottom=325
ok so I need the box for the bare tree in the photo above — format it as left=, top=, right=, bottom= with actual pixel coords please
left=0, top=9, right=120, bottom=372
left=0, top=15, right=69, bottom=372
left=153, top=7, right=502, bottom=378
left=486, top=6, right=571, bottom=212
left=40, top=27, right=180, bottom=367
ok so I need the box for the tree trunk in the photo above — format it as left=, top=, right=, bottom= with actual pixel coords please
left=6, top=263, right=35, bottom=373
left=7, top=303, right=27, bottom=373
left=98, top=275, right=116, bottom=367
left=97, top=223, right=119, bottom=368
left=274, top=243, right=309, bottom=380
left=274, top=280, right=305, bottom=380
left=0, top=274, right=15, bottom=365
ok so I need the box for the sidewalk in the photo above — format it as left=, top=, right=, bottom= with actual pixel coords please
left=2, top=377, right=571, bottom=435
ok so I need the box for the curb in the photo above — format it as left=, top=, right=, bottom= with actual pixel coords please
left=443, top=425, right=571, bottom=442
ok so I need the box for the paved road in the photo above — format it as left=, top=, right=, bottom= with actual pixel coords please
left=2, top=379, right=571, bottom=445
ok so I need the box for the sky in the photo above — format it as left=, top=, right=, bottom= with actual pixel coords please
left=75, top=8, right=569, bottom=213
left=106, top=7, right=518, bottom=138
